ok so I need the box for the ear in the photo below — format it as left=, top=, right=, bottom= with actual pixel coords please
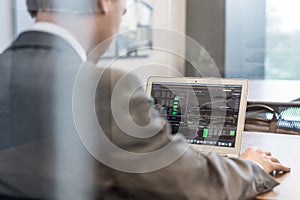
left=98, top=0, right=109, bottom=14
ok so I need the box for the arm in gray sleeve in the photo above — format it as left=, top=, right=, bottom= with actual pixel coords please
left=95, top=68, right=278, bottom=200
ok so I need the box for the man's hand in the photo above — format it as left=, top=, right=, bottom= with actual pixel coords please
left=240, top=147, right=291, bottom=174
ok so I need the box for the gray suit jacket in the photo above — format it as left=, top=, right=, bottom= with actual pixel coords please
left=0, top=31, right=278, bottom=200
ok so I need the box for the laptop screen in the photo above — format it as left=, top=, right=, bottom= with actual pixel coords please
left=151, top=82, right=243, bottom=148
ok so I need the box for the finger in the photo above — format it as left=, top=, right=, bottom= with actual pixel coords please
left=272, top=163, right=291, bottom=172
left=255, top=149, right=264, bottom=154
left=264, top=151, right=272, bottom=156
left=269, top=156, right=280, bottom=163
left=247, top=147, right=257, bottom=151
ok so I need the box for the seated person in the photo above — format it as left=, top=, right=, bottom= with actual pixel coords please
left=0, top=0, right=290, bottom=199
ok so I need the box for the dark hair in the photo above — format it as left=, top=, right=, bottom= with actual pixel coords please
left=26, top=0, right=100, bottom=17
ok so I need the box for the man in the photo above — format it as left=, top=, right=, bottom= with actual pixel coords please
left=0, top=0, right=290, bottom=199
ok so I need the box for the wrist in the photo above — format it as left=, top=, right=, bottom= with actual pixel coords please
left=251, top=160, right=264, bottom=170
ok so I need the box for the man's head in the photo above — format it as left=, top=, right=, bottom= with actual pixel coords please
left=26, top=0, right=101, bottom=18
left=26, top=0, right=127, bottom=55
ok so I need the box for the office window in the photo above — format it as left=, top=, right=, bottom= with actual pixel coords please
left=265, top=0, right=300, bottom=79
left=226, top=0, right=300, bottom=80
left=225, top=0, right=266, bottom=79
left=186, top=0, right=300, bottom=80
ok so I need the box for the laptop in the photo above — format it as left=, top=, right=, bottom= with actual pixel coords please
left=146, top=77, right=248, bottom=157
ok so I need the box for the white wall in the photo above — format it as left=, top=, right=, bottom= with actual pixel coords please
left=14, top=0, right=35, bottom=35
left=0, top=0, right=14, bottom=53
left=0, top=0, right=34, bottom=53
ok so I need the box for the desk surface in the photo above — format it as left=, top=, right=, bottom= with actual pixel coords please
left=0, top=132, right=299, bottom=199
left=242, top=131, right=300, bottom=199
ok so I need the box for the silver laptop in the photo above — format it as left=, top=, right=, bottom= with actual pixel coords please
left=146, top=77, right=248, bottom=157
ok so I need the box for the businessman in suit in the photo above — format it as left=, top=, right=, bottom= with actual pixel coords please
left=0, top=0, right=290, bottom=199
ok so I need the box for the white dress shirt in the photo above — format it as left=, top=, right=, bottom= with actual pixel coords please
left=26, top=22, right=87, bottom=61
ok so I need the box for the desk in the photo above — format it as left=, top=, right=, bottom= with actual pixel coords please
left=242, top=131, right=300, bottom=199
left=0, top=132, right=299, bottom=199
